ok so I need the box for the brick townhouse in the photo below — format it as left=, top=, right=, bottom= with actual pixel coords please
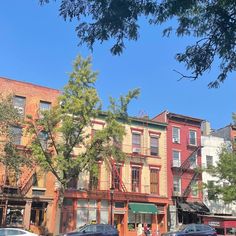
left=0, top=77, right=60, bottom=235
left=153, top=111, right=209, bottom=231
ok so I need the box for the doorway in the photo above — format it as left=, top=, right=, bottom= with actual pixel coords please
left=114, top=214, right=124, bottom=236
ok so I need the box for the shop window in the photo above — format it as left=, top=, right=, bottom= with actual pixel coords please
left=172, top=127, right=180, bottom=143
left=172, top=150, right=181, bottom=167
left=100, top=200, right=108, bottom=224
left=30, top=202, right=47, bottom=227
left=215, top=228, right=224, bottom=235
left=131, top=167, right=141, bottom=192
left=150, top=169, right=159, bottom=194
left=226, top=228, right=236, bottom=235
left=150, top=136, right=159, bottom=156
left=10, top=126, right=22, bottom=145
left=6, top=208, right=24, bottom=227
left=13, top=95, right=26, bottom=117
left=132, top=133, right=141, bottom=153
left=189, top=130, right=197, bottom=145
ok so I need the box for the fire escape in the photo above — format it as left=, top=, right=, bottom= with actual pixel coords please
left=108, top=158, right=127, bottom=192
left=172, top=145, right=201, bottom=200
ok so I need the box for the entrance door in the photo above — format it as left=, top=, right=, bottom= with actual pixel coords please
left=0, top=208, right=3, bottom=226
left=114, top=214, right=124, bottom=236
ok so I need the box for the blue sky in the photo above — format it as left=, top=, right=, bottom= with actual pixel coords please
left=0, top=1, right=235, bottom=130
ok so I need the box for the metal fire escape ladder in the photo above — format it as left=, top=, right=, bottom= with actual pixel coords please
left=177, top=146, right=201, bottom=176
left=182, top=172, right=199, bottom=198
left=109, top=158, right=127, bottom=192
left=20, top=166, right=36, bottom=196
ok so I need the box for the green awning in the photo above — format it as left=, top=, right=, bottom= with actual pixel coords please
left=129, top=203, right=159, bottom=214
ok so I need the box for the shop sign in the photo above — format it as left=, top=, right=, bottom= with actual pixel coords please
left=209, top=221, right=220, bottom=227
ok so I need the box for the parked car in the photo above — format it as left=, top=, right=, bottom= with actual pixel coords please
left=0, top=228, right=38, bottom=236
left=63, top=224, right=119, bottom=236
left=161, top=224, right=217, bottom=236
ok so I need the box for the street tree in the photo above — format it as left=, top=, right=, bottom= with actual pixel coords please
left=40, top=0, right=236, bottom=88
left=206, top=114, right=236, bottom=203
left=26, top=55, right=139, bottom=191
left=0, top=95, right=31, bottom=184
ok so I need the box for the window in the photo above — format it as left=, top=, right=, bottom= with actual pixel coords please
left=132, top=133, right=141, bottom=153
left=131, top=167, right=141, bottom=192
left=206, top=155, right=213, bottom=168
left=208, top=180, right=216, bottom=200
left=13, top=96, right=26, bottom=117
left=191, top=180, right=198, bottom=197
left=172, top=127, right=180, bottom=143
left=189, top=153, right=197, bottom=169
left=173, top=176, right=181, bottom=194
left=89, top=173, right=99, bottom=191
left=172, top=150, right=181, bottom=167
left=150, top=169, right=159, bottom=194
left=38, top=131, right=48, bottom=150
left=150, top=136, right=159, bottom=156
left=39, top=101, right=51, bottom=111
left=10, top=126, right=22, bottom=145
left=189, top=130, right=197, bottom=145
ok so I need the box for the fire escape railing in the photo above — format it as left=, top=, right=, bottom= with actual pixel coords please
left=174, top=146, right=201, bottom=177
left=20, top=166, right=36, bottom=196
left=182, top=172, right=200, bottom=198
left=109, top=158, right=127, bottom=192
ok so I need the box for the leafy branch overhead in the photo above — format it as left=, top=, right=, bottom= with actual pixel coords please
left=40, top=0, right=236, bottom=87
left=26, top=55, right=139, bottom=189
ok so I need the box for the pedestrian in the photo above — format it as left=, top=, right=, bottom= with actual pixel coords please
left=143, top=223, right=150, bottom=236
left=137, top=223, right=143, bottom=236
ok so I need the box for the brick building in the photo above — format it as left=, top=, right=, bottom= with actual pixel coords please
left=153, top=111, right=209, bottom=231
left=0, top=77, right=60, bottom=235
left=61, top=115, right=169, bottom=236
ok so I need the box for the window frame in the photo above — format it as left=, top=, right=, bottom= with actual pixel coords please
left=173, top=176, right=181, bottom=194
left=150, top=135, right=159, bottom=156
left=172, top=127, right=180, bottom=143
left=13, top=95, right=26, bottom=117
left=189, top=130, right=197, bottom=146
left=172, top=150, right=181, bottom=167
left=132, top=132, right=141, bottom=153
left=131, top=166, right=141, bottom=192
left=150, top=168, right=159, bottom=194
left=206, top=155, right=213, bottom=168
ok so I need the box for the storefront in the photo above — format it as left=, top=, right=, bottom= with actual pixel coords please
left=61, top=195, right=168, bottom=236
left=202, top=215, right=236, bottom=236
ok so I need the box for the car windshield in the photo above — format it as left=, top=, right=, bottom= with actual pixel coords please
left=178, top=225, right=189, bottom=231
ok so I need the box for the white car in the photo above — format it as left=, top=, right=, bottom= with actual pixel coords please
left=0, top=228, right=38, bottom=236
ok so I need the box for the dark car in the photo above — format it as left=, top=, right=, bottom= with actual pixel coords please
left=63, top=224, right=119, bottom=236
left=161, top=224, right=217, bottom=236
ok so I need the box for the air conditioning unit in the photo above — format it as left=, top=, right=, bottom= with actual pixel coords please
left=172, top=138, right=179, bottom=143
left=14, top=106, right=24, bottom=115
left=132, top=147, right=141, bottom=153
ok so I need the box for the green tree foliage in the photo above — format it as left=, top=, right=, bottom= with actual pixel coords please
left=208, top=147, right=236, bottom=203
left=40, top=0, right=236, bottom=87
left=26, top=55, right=139, bottom=190
left=0, top=95, right=31, bottom=181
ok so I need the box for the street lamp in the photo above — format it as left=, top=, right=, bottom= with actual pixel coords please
left=110, top=187, right=115, bottom=226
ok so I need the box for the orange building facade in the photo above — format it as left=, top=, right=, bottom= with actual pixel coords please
left=61, top=116, right=169, bottom=236
left=0, top=77, right=60, bottom=235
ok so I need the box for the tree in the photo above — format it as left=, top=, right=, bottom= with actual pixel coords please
left=207, top=146, right=236, bottom=203
left=0, top=95, right=31, bottom=184
left=40, top=0, right=236, bottom=88
left=26, top=55, right=139, bottom=190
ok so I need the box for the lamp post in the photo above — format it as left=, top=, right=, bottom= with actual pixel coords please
left=110, top=187, right=115, bottom=226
